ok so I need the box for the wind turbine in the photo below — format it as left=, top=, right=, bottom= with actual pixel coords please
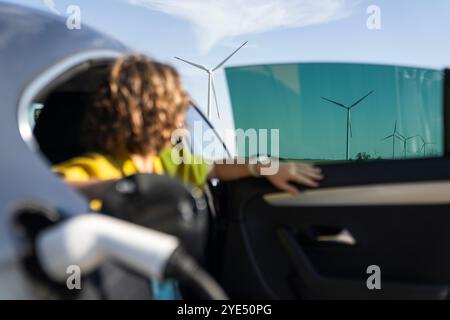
left=322, top=90, right=374, bottom=160
left=395, top=132, right=418, bottom=159
left=381, top=120, right=403, bottom=159
left=174, top=41, right=248, bottom=119
left=418, top=136, right=434, bottom=157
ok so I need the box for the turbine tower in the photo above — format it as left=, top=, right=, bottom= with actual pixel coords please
left=322, top=90, right=374, bottom=160
left=395, top=132, right=418, bottom=159
left=381, top=120, right=403, bottom=159
left=418, top=136, right=434, bottom=157
left=175, top=41, right=248, bottom=119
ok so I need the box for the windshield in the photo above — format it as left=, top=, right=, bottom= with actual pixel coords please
left=226, top=63, right=444, bottom=162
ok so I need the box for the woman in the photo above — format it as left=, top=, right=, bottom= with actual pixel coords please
left=54, top=55, right=323, bottom=206
left=53, top=54, right=323, bottom=300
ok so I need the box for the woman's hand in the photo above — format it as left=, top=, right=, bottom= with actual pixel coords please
left=261, top=161, right=323, bottom=196
left=210, top=159, right=323, bottom=196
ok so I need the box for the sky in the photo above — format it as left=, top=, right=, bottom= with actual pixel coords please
left=7, top=0, right=450, bottom=154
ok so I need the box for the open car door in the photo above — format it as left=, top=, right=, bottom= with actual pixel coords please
left=213, top=64, right=450, bottom=299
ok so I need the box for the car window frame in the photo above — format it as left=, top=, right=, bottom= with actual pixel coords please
left=185, top=102, right=231, bottom=159
left=444, top=69, right=450, bottom=156
left=17, top=50, right=123, bottom=153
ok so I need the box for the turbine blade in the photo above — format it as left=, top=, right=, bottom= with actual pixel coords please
left=394, top=120, right=397, bottom=133
left=420, top=144, right=425, bottom=152
left=321, top=97, right=348, bottom=109
left=382, top=134, right=394, bottom=141
left=174, top=57, right=209, bottom=72
left=349, top=90, right=374, bottom=109
left=213, top=41, right=248, bottom=71
left=418, top=135, right=425, bottom=144
left=396, top=130, right=406, bottom=139
left=210, top=76, right=220, bottom=119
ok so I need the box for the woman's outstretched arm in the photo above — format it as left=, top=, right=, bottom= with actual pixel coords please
left=209, top=160, right=323, bottom=196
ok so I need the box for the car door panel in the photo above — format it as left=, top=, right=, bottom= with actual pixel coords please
left=214, top=66, right=450, bottom=299
left=264, top=181, right=450, bottom=207
left=216, top=158, right=450, bottom=299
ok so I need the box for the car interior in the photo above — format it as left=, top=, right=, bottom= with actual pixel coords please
left=28, top=59, right=227, bottom=299
left=26, top=58, right=450, bottom=299
left=32, top=62, right=108, bottom=165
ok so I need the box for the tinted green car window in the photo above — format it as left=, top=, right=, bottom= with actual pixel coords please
left=226, top=63, right=443, bottom=162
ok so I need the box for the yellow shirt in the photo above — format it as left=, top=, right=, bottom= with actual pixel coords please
left=53, top=147, right=209, bottom=209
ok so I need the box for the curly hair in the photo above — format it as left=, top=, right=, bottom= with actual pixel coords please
left=86, top=55, right=190, bottom=157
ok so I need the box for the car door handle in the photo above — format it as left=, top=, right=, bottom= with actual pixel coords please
left=276, top=227, right=449, bottom=299
left=316, top=228, right=356, bottom=246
